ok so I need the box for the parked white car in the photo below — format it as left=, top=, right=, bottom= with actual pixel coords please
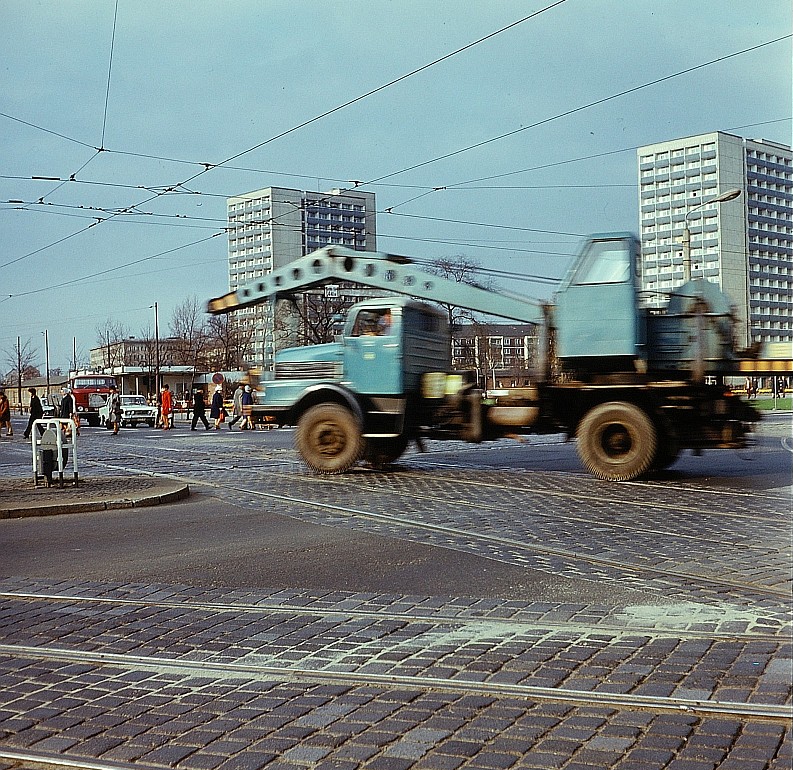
left=99, top=394, right=157, bottom=428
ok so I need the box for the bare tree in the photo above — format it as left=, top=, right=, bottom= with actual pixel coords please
left=274, top=291, right=352, bottom=348
left=205, top=312, right=257, bottom=371
left=136, top=323, right=158, bottom=394
left=169, top=296, right=208, bottom=382
left=3, top=338, right=41, bottom=409
left=427, top=255, right=493, bottom=331
left=95, top=319, right=128, bottom=368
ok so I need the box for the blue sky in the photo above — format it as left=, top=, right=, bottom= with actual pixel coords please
left=1, top=0, right=790, bottom=371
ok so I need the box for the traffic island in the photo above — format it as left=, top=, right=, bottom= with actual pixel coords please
left=0, top=476, right=190, bottom=519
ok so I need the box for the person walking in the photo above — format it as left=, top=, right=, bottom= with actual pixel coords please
left=106, top=385, right=122, bottom=435
left=227, top=384, right=244, bottom=430
left=59, top=387, right=79, bottom=435
left=210, top=385, right=225, bottom=430
left=160, top=384, right=173, bottom=429
left=23, top=387, right=43, bottom=439
left=0, top=390, right=12, bottom=439
left=239, top=385, right=254, bottom=430
left=191, top=389, right=210, bottom=431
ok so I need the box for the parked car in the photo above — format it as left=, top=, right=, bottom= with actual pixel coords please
left=39, top=397, right=57, bottom=418
left=99, top=394, right=157, bottom=428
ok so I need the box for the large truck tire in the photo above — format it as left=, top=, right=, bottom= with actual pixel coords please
left=577, top=401, right=657, bottom=481
left=296, top=403, right=365, bottom=474
left=364, top=435, right=409, bottom=469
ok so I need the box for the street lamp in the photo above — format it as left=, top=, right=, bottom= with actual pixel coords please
left=155, top=302, right=160, bottom=395
left=41, top=329, right=50, bottom=397
left=150, top=302, right=160, bottom=396
left=681, top=188, right=742, bottom=282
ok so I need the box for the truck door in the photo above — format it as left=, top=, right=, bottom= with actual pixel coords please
left=555, top=235, right=644, bottom=360
left=344, top=307, right=402, bottom=395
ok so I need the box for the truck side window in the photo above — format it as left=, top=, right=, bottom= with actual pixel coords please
left=352, top=309, right=393, bottom=337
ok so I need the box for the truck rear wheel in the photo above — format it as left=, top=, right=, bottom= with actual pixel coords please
left=296, top=403, right=364, bottom=474
left=577, top=402, right=657, bottom=481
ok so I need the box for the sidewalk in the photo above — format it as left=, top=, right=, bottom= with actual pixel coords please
left=0, top=475, right=190, bottom=519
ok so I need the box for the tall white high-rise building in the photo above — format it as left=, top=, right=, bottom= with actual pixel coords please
left=637, top=131, right=792, bottom=349
left=227, top=186, right=377, bottom=369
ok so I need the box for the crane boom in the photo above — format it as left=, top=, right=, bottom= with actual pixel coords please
left=207, top=246, right=544, bottom=324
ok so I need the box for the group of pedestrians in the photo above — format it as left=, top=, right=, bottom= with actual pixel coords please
left=191, top=384, right=256, bottom=431
left=2, top=382, right=261, bottom=440
left=2, top=387, right=55, bottom=440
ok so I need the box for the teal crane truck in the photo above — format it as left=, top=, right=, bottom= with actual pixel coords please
left=207, top=233, right=759, bottom=481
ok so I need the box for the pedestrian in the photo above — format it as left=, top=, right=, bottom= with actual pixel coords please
left=210, top=385, right=225, bottom=430
left=59, top=387, right=79, bottom=435
left=23, top=387, right=44, bottom=439
left=160, top=384, right=173, bottom=429
left=191, top=389, right=210, bottom=431
left=239, top=385, right=254, bottom=430
left=227, top=384, right=244, bottom=430
left=0, top=390, right=12, bottom=439
left=106, top=384, right=122, bottom=435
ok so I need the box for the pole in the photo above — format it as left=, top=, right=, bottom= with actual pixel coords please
left=680, top=188, right=741, bottom=286
left=16, top=337, right=22, bottom=412
left=43, top=329, right=50, bottom=397
left=154, top=301, right=160, bottom=395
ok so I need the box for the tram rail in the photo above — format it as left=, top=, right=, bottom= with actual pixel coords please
left=0, top=588, right=785, bottom=643
left=1, top=642, right=790, bottom=723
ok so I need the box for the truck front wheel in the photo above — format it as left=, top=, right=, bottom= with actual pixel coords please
left=296, top=404, right=364, bottom=474
left=577, top=402, right=657, bottom=481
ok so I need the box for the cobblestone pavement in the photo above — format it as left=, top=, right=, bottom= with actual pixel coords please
left=0, top=415, right=790, bottom=769
left=0, top=476, right=189, bottom=518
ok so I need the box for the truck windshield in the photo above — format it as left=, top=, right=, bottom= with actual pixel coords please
left=571, top=240, right=631, bottom=285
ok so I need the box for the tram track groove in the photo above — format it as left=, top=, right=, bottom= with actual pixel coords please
left=290, top=471, right=789, bottom=548
left=1, top=589, right=785, bottom=642
left=0, top=748, right=153, bottom=770
left=1, top=642, right=789, bottom=722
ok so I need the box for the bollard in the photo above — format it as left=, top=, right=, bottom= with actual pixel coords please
left=32, top=419, right=78, bottom=488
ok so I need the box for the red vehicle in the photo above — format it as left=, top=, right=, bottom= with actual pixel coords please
left=68, top=375, right=117, bottom=427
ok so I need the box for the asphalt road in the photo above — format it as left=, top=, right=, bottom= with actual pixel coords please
left=2, top=413, right=789, bottom=603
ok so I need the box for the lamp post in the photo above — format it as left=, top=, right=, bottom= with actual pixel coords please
left=681, top=188, right=742, bottom=282
left=150, top=302, right=160, bottom=396
left=41, top=329, right=50, bottom=398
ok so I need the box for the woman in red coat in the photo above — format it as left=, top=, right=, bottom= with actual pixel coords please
left=160, top=385, right=173, bottom=429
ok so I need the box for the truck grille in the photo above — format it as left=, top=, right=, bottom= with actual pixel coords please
left=275, top=361, right=340, bottom=380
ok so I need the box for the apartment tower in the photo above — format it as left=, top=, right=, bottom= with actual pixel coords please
left=227, top=186, right=377, bottom=370
left=637, top=131, right=791, bottom=349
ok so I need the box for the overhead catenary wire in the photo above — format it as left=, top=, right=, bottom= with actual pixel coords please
left=1, top=233, right=224, bottom=303
left=363, top=34, right=793, bottom=194
left=0, top=25, right=787, bottom=295
left=0, top=3, right=568, bottom=281
left=100, top=0, right=119, bottom=149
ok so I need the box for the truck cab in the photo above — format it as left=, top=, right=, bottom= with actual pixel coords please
left=258, top=297, right=450, bottom=445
